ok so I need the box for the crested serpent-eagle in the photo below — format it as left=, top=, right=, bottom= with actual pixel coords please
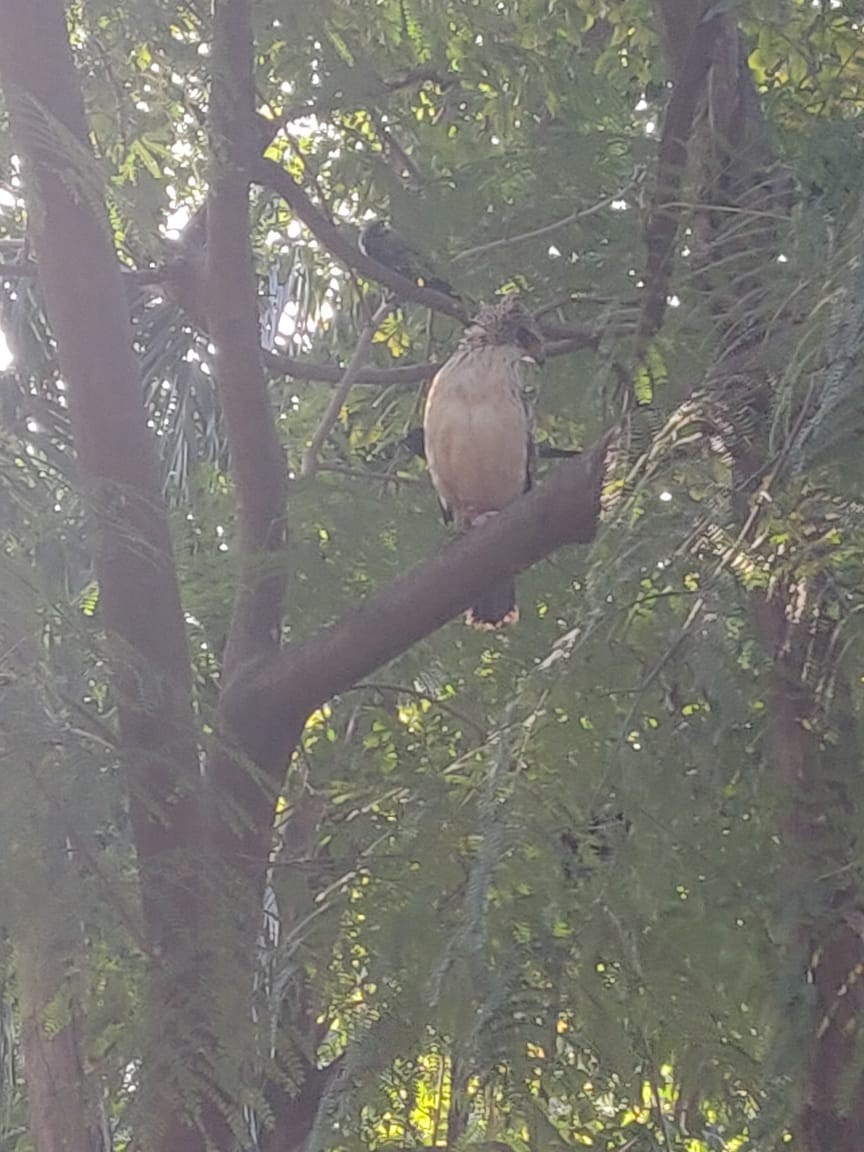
left=423, top=296, right=545, bottom=629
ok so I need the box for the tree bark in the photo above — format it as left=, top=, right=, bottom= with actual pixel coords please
left=16, top=932, right=96, bottom=1152
left=755, top=593, right=864, bottom=1151
left=0, top=3, right=202, bottom=1149
left=0, top=7, right=628, bottom=1152
left=220, top=437, right=610, bottom=778
left=645, top=6, right=864, bottom=1144
left=0, top=0, right=200, bottom=938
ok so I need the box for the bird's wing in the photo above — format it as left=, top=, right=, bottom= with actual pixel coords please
left=381, top=232, right=419, bottom=279
left=523, top=391, right=535, bottom=494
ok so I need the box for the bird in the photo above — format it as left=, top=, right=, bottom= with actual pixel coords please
left=397, top=426, right=579, bottom=463
left=422, top=295, right=545, bottom=630
left=359, top=221, right=459, bottom=300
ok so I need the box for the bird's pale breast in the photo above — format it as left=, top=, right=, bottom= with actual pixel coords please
left=424, top=345, right=529, bottom=528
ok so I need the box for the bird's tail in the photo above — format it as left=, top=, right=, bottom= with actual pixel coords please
left=466, top=578, right=519, bottom=630
left=463, top=510, right=518, bottom=629
left=422, top=274, right=461, bottom=301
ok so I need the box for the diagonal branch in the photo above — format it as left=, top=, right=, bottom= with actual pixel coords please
left=452, top=182, right=637, bottom=264
left=220, top=437, right=611, bottom=769
left=255, top=156, right=467, bottom=320
left=257, top=155, right=631, bottom=348
left=300, top=300, right=393, bottom=478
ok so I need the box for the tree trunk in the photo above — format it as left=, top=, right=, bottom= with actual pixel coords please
left=0, top=3, right=203, bottom=1149
left=17, top=957, right=94, bottom=1152
left=13, top=822, right=97, bottom=1152
left=648, top=3, right=864, bottom=1142
left=756, top=593, right=864, bottom=1151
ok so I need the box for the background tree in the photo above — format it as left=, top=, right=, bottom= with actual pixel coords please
left=0, top=2, right=863, bottom=1152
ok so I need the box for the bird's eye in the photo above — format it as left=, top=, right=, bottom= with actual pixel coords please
left=515, top=326, right=535, bottom=347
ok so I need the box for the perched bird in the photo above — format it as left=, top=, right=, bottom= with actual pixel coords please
left=359, top=221, right=459, bottom=300
left=397, top=426, right=580, bottom=463
left=423, top=296, right=545, bottom=630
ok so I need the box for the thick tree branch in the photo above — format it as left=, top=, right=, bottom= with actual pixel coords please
left=16, top=841, right=98, bottom=1152
left=204, top=0, right=298, bottom=905
left=261, top=1055, right=345, bottom=1152
left=661, top=11, right=864, bottom=1147
left=636, top=3, right=720, bottom=353
left=255, top=156, right=468, bottom=320
left=650, top=0, right=700, bottom=81
left=188, top=7, right=302, bottom=1150
left=207, top=0, right=289, bottom=674
left=221, top=437, right=610, bottom=767
left=753, top=589, right=864, bottom=1152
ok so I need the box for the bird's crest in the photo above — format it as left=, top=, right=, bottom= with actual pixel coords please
left=462, top=296, right=545, bottom=363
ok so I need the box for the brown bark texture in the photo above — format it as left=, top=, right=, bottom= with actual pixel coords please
left=0, top=3, right=203, bottom=1150
left=649, top=0, right=864, bottom=1143
left=17, top=979, right=95, bottom=1152
left=0, top=4, right=609, bottom=1151
left=0, top=0, right=200, bottom=936
left=8, top=0, right=856, bottom=1148
left=14, top=839, right=98, bottom=1152
left=755, top=593, right=864, bottom=1150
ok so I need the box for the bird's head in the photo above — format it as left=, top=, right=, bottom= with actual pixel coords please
left=468, top=295, right=546, bottom=365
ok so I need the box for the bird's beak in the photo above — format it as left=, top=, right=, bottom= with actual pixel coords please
left=526, top=342, right=546, bottom=366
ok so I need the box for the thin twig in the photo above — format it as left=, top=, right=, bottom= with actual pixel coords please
left=535, top=292, right=640, bottom=319
left=315, top=463, right=423, bottom=485
left=276, top=68, right=452, bottom=134
left=300, top=300, right=393, bottom=478
left=350, top=679, right=488, bottom=737
left=263, top=320, right=613, bottom=387
left=451, top=182, right=636, bottom=264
